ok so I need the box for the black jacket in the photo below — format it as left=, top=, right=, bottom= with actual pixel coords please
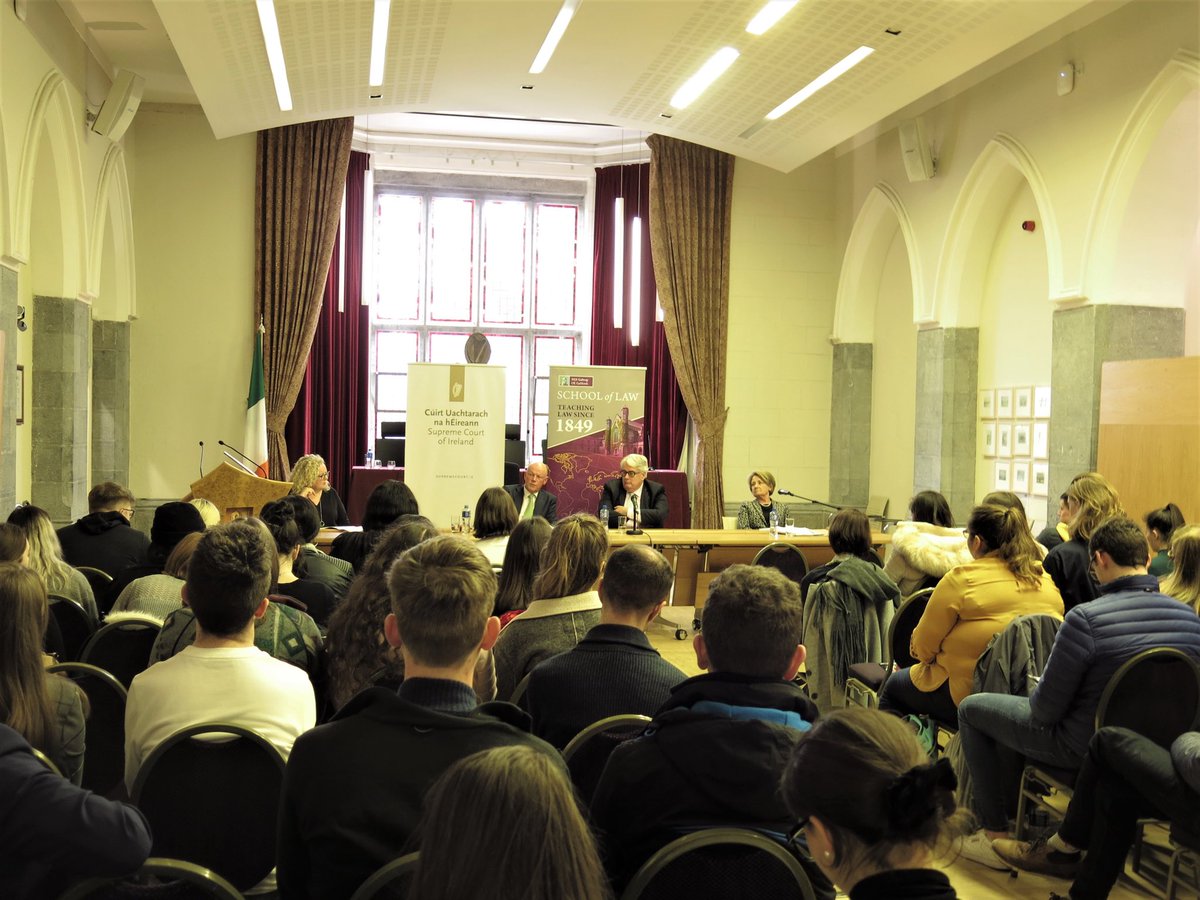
left=56, top=511, right=149, bottom=576
left=1044, top=536, right=1100, bottom=611
left=503, top=484, right=558, bottom=523
left=598, top=478, right=669, bottom=528
left=850, top=869, right=957, bottom=899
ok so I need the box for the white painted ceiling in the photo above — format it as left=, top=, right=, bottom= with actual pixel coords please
left=59, top=0, right=1124, bottom=172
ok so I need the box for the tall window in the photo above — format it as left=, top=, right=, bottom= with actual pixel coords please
left=371, top=186, right=588, bottom=460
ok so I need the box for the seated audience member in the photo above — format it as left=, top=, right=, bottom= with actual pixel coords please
left=782, top=708, right=969, bottom=899
left=125, top=520, right=317, bottom=797
left=884, top=490, right=971, bottom=595
left=1, top=724, right=151, bottom=900
left=105, top=501, right=206, bottom=610
left=189, top=497, right=221, bottom=529
left=493, top=517, right=553, bottom=628
left=109, top=531, right=201, bottom=623
left=473, top=486, right=519, bottom=567
left=290, top=453, right=350, bottom=527
left=493, top=513, right=606, bottom=700
left=524, top=544, right=685, bottom=748
left=281, top=494, right=353, bottom=601
left=410, top=746, right=608, bottom=900
left=331, top=479, right=419, bottom=572
left=1162, top=525, right=1200, bottom=614
left=56, top=481, right=149, bottom=576
left=736, top=470, right=789, bottom=530
left=1146, top=502, right=1186, bottom=577
left=260, top=499, right=337, bottom=626
left=800, top=508, right=880, bottom=602
left=598, top=454, right=669, bottom=528
left=8, top=504, right=98, bottom=621
left=278, top=536, right=559, bottom=900
left=504, top=461, right=558, bottom=524
left=1043, top=472, right=1123, bottom=611
left=590, top=564, right=832, bottom=897
left=879, top=504, right=1063, bottom=723
left=0, top=564, right=86, bottom=785
left=954, top=516, right=1200, bottom=869
left=324, top=517, right=439, bottom=713
left=1036, top=493, right=1072, bottom=552
left=993, top=727, right=1200, bottom=897
left=0, top=523, right=28, bottom=564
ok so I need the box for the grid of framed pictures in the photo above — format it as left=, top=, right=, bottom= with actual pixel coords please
left=981, top=385, right=1050, bottom=495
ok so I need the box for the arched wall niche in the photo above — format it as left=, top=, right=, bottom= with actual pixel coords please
left=89, top=144, right=136, bottom=319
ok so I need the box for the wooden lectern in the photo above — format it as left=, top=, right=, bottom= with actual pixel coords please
left=187, top=463, right=292, bottom=522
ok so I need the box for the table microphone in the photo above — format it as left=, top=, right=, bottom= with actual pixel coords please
left=198, top=440, right=205, bottom=479
left=627, top=493, right=643, bottom=536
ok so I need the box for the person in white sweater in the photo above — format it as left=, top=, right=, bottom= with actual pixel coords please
left=884, top=490, right=971, bottom=596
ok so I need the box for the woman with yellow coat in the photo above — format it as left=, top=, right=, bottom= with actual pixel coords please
left=879, top=503, right=1063, bottom=723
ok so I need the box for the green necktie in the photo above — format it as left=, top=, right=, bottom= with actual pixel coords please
left=522, top=493, right=535, bottom=519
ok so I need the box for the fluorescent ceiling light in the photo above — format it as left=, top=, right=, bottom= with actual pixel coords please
left=369, top=0, right=391, bottom=87
left=630, top=216, right=642, bottom=347
left=746, top=1, right=798, bottom=36
left=670, top=46, right=740, bottom=109
left=765, top=45, right=873, bottom=120
left=255, top=0, right=293, bottom=111
left=529, top=0, right=580, bottom=75
left=612, top=196, right=624, bottom=329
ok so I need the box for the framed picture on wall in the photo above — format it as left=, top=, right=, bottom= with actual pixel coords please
left=1032, top=462, right=1050, bottom=496
left=1034, top=385, right=1052, bottom=419
left=1032, top=421, right=1049, bottom=460
left=1012, top=460, right=1030, bottom=493
left=997, top=422, right=1012, bottom=458
left=995, top=388, right=1014, bottom=419
left=1014, top=387, right=1033, bottom=417
left=1013, top=422, right=1032, bottom=455
left=982, top=422, right=997, bottom=457
left=994, top=461, right=1011, bottom=491
left=979, top=389, right=995, bottom=419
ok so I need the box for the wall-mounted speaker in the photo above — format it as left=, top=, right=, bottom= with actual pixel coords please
left=898, top=118, right=936, bottom=182
left=91, top=70, right=145, bottom=142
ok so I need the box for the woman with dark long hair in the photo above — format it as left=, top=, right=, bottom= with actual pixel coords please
left=473, top=487, right=519, bottom=567
left=331, top=480, right=419, bottom=572
left=884, top=491, right=971, bottom=595
left=494, top=517, right=553, bottom=627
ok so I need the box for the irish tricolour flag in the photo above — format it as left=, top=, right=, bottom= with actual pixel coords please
left=245, top=321, right=269, bottom=478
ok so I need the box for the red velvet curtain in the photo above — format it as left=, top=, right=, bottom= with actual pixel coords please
left=285, top=150, right=370, bottom=498
left=590, top=163, right=687, bottom=470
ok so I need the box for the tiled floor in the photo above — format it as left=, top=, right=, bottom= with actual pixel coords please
left=646, top=608, right=1191, bottom=900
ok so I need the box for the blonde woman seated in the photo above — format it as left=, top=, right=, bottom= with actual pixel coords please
left=884, top=491, right=971, bottom=596
left=289, top=453, right=349, bottom=527
left=782, top=707, right=969, bottom=899
left=109, top=531, right=202, bottom=624
left=1163, top=525, right=1200, bottom=615
left=7, top=505, right=98, bottom=622
left=736, top=471, right=789, bottom=529
left=879, top=504, right=1063, bottom=723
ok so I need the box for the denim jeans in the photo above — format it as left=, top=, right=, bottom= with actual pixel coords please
left=878, top=667, right=959, bottom=724
left=957, top=692, right=1083, bottom=831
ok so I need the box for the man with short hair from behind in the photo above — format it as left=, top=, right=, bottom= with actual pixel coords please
left=589, top=564, right=833, bottom=898
left=955, top=515, right=1200, bottom=870
left=278, top=535, right=561, bottom=900
left=523, top=544, right=685, bottom=748
left=56, top=481, right=150, bottom=576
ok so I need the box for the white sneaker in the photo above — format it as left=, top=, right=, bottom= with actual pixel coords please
left=958, top=831, right=1014, bottom=871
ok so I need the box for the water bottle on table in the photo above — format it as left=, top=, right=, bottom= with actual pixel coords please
left=599, top=503, right=612, bottom=529
left=770, top=509, right=779, bottom=537
left=461, top=504, right=471, bottom=534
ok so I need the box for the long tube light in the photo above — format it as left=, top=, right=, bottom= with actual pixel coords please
left=629, top=216, right=642, bottom=347
left=255, top=0, right=293, bottom=111
left=369, top=0, right=391, bottom=86
left=765, top=45, right=874, bottom=120
left=746, top=1, right=798, bottom=36
left=529, top=0, right=580, bottom=75
left=612, top=196, right=624, bottom=328
left=670, top=46, right=739, bottom=109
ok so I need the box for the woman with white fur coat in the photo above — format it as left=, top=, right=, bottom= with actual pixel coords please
left=884, top=491, right=971, bottom=596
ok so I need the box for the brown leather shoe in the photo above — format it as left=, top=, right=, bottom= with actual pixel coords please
left=993, top=837, right=1081, bottom=878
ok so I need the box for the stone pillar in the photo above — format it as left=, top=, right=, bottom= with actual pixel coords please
left=829, top=343, right=872, bottom=507
left=1048, top=304, right=1185, bottom=519
left=0, top=266, right=16, bottom=514
left=92, top=320, right=131, bottom=486
left=913, top=327, right=978, bottom=523
left=32, top=296, right=90, bottom=523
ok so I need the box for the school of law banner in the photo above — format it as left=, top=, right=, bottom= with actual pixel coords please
left=406, top=363, right=506, bottom=528
left=546, top=365, right=646, bottom=517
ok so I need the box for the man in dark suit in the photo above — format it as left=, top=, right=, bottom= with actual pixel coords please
left=598, top=453, right=669, bottom=528
left=503, top=461, right=558, bottom=523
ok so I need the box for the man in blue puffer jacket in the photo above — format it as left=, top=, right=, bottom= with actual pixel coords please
left=954, top=515, right=1200, bottom=869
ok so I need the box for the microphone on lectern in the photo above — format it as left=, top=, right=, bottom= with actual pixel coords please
left=218, top=440, right=257, bottom=466
left=198, top=441, right=205, bottom=479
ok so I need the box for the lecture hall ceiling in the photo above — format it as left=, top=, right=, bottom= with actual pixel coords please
left=59, top=0, right=1128, bottom=172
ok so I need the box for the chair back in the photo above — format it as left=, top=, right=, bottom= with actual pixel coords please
left=562, top=713, right=651, bottom=805
left=81, top=617, right=161, bottom=688
left=509, top=671, right=533, bottom=707
left=887, top=588, right=934, bottom=671
left=350, top=852, right=419, bottom=900
left=50, top=595, right=98, bottom=662
left=56, top=857, right=242, bottom=900
left=76, top=565, right=114, bottom=594
left=751, top=543, right=809, bottom=583
left=46, top=662, right=128, bottom=796
left=31, top=746, right=64, bottom=777
left=621, top=827, right=817, bottom=900
left=1096, top=648, right=1200, bottom=747
left=132, top=724, right=285, bottom=891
